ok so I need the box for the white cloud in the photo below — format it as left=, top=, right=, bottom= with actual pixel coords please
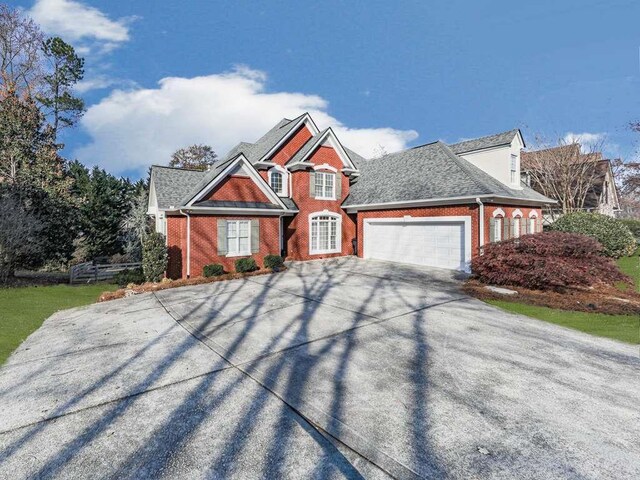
left=75, top=66, right=418, bottom=175
left=562, top=132, right=606, bottom=152
left=28, top=0, right=134, bottom=53
left=74, top=75, right=137, bottom=93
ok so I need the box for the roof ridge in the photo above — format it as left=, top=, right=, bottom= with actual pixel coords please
left=150, top=164, right=207, bottom=172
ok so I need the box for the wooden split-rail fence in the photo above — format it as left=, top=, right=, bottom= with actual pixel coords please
left=69, top=262, right=141, bottom=284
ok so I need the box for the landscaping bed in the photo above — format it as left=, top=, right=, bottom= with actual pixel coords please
left=98, top=267, right=285, bottom=302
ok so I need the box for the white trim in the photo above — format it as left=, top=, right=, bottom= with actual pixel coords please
left=363, top=216, right=472, bottom=272
left=528, top=210, right=538, bottom=218
left=183, top=206, right=293, bottom=215
left=345, top=195, right=555, bottom=213
left=492, top=208, right=505, bottom=218
left=268, top=165, right=289, bottom=197
left=186, top=154, right=288, bottom=210
left=225, top=219, right=251, bottom=257
left=314, top=171, right=336, bottom=200
left=475, top=197, right=484, bottom=249
left=313, top=163, right=338, bottom=173
left=308, top=210, right=342, bottom=255
left=512, top=209, right=523, bottom=218
left=258, top=113, right=319, bottom=163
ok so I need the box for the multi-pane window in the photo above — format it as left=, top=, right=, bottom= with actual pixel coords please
left=310, top=215, right=339, bottom=253
left=513, top=217, right=521, bottom=238
left=494, top=217, right=502, bottom=241
left=315, top=172, right=335, bottom=199
left=510, top=154, right=518, bottom=185
left=227, top=220, right=250, bottom=256
left=270, top=171, right=283, bottom=194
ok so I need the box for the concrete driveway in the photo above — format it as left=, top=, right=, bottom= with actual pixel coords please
left=0, top=258, right=638, bottom=479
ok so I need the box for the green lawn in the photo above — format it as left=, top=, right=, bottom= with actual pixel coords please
left=617, top=248, right=640, bottom=293
left=487, top=300, right=640, bottom=345
left=0, top=283, right=117, bottom=365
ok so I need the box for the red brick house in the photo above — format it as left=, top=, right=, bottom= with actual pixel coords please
left=148, top=113, right=554, bottom=277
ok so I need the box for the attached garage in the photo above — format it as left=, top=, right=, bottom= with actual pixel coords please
left=363, top=216, right=472, bottom=271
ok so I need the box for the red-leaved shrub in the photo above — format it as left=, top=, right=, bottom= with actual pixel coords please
left=472, top=232, right=630, bottom=291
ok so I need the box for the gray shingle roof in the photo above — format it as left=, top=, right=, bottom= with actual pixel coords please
left=342, top=141, right=554, bottom=207
left=151, top=166, right=206, bottom=209
left=449, top=129, right=520, bottom=154
left=178, top=157, right=238, bottom=206
left=192, top=200, right=281, bottom=209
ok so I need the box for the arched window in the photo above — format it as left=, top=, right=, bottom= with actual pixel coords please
left=268, top=166, right=288, bottom=196
left=529, top=211, right=538, bottom=234
left=512, top=209, right=523, bottom=238
left=309, top=212, right=341, bottom=254
left=491, top=209, right=505, bottom=242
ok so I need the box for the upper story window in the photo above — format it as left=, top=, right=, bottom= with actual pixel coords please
left=510, top=154, right=518, bottom=185
left=270, top=171, right=283, bottom=194
left=268, top=167, right=288, bottom=197
left=315, top=172, right=335, bottom=199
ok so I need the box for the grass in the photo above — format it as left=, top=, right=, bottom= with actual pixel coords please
left=487, top=300, right=640, bottom=345
left=0, top=283, right=117, bottom=365
left=617, top=248, right=640, bottom=293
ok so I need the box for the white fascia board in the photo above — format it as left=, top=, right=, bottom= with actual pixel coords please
left=257, top=113, right=319, bottom=164
left=183, top=206, right=291, bottom=215
left=344, top=194, right=556, bottom=213
left=290, top=128, right=358, bottom=171
left=287, top=162, right=315, bottom=172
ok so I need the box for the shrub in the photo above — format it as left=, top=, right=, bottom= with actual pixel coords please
left=619, top=219, right=640, bottom=245
left=203, top=263, right=225, bottom=277
left=550, top=213, right=636, bottom=258
left=113, top=268, right=145, bottom=287
left=471, top=231, right=630, bottom=291
left=235, top=257, right=258, bottom=273
left=264, top=254, right=284, bottom=270
left=142, top=232, right=168, bottom=282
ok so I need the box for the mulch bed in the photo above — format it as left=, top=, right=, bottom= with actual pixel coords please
left=98, top=267, right=285, bottom=303
left=464, top=279, right=640, bottom=316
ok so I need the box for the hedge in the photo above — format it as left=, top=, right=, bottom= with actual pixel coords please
left=142, top=232, right=168, bottom=282
left=619, top=219, right=640, bottom=244
left=264, top=254, right=284, bottom=270
left=235, top=257, right=258, bottom=273
left=203, top=264, right=225, bottom=277
left=549, top=213, right=636, bottom=258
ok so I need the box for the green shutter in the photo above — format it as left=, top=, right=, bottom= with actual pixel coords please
left=217, top=220, right=227, bottom=255
left=489, top=218, right=496, bottom=243
left=251, top=220, right=259, bottom=253
left=309, top=172, right=316, bottom=198
left=335, top=174, right=342, bottom=199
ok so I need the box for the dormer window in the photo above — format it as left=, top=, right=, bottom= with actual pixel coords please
left=268, top=166, right=288, bottom=196
left=510, top=154, right=519, bottom=185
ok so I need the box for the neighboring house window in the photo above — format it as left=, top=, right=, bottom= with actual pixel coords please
left=310, top=214, right=340, bottom=254
left=270, top=171, right=283, bottom=194
left=315, top=172, right=335, bottom=199
left=227, top=220, right=250, bottom=256
left=510, top=154, right=518, bottom=185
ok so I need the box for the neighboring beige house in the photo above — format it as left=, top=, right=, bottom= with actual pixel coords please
left=521, top=144, right=620, bottom=220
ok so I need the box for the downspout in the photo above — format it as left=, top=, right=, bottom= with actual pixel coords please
left=179, top=209, right=191, bottom=278
left=475, top=197, right=484, bottom=254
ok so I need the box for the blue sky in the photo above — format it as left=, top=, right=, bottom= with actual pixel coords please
left=15, top=0, right=640, bottom=178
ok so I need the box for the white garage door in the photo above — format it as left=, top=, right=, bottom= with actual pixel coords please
left=364, top=219, right=466, bottom=270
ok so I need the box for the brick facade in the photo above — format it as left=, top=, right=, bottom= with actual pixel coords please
left=270, top=125, right=313, bottom=166
left=166, top=214, right=280, bottom=279
left=203, top=175, right=270, bottom=203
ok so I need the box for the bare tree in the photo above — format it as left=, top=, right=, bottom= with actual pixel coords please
left=169, top=144, right=218, bottom=171
left=521, top=136, right=605, bottom=219
left=0, top=188, right=43, bottom=282
left=0, top=4, right=44, bottom=97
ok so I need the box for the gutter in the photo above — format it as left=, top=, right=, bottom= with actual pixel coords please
left=179, top=209, right=191, bottom=278
left=475, top=197, right=484, bottom=252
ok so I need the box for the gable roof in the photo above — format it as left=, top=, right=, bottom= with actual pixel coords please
left=449, top=129, right=521, bottom=154
left=150, top=166, right=206, bottom=209
left=342, top=141, right=553, bottom=207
